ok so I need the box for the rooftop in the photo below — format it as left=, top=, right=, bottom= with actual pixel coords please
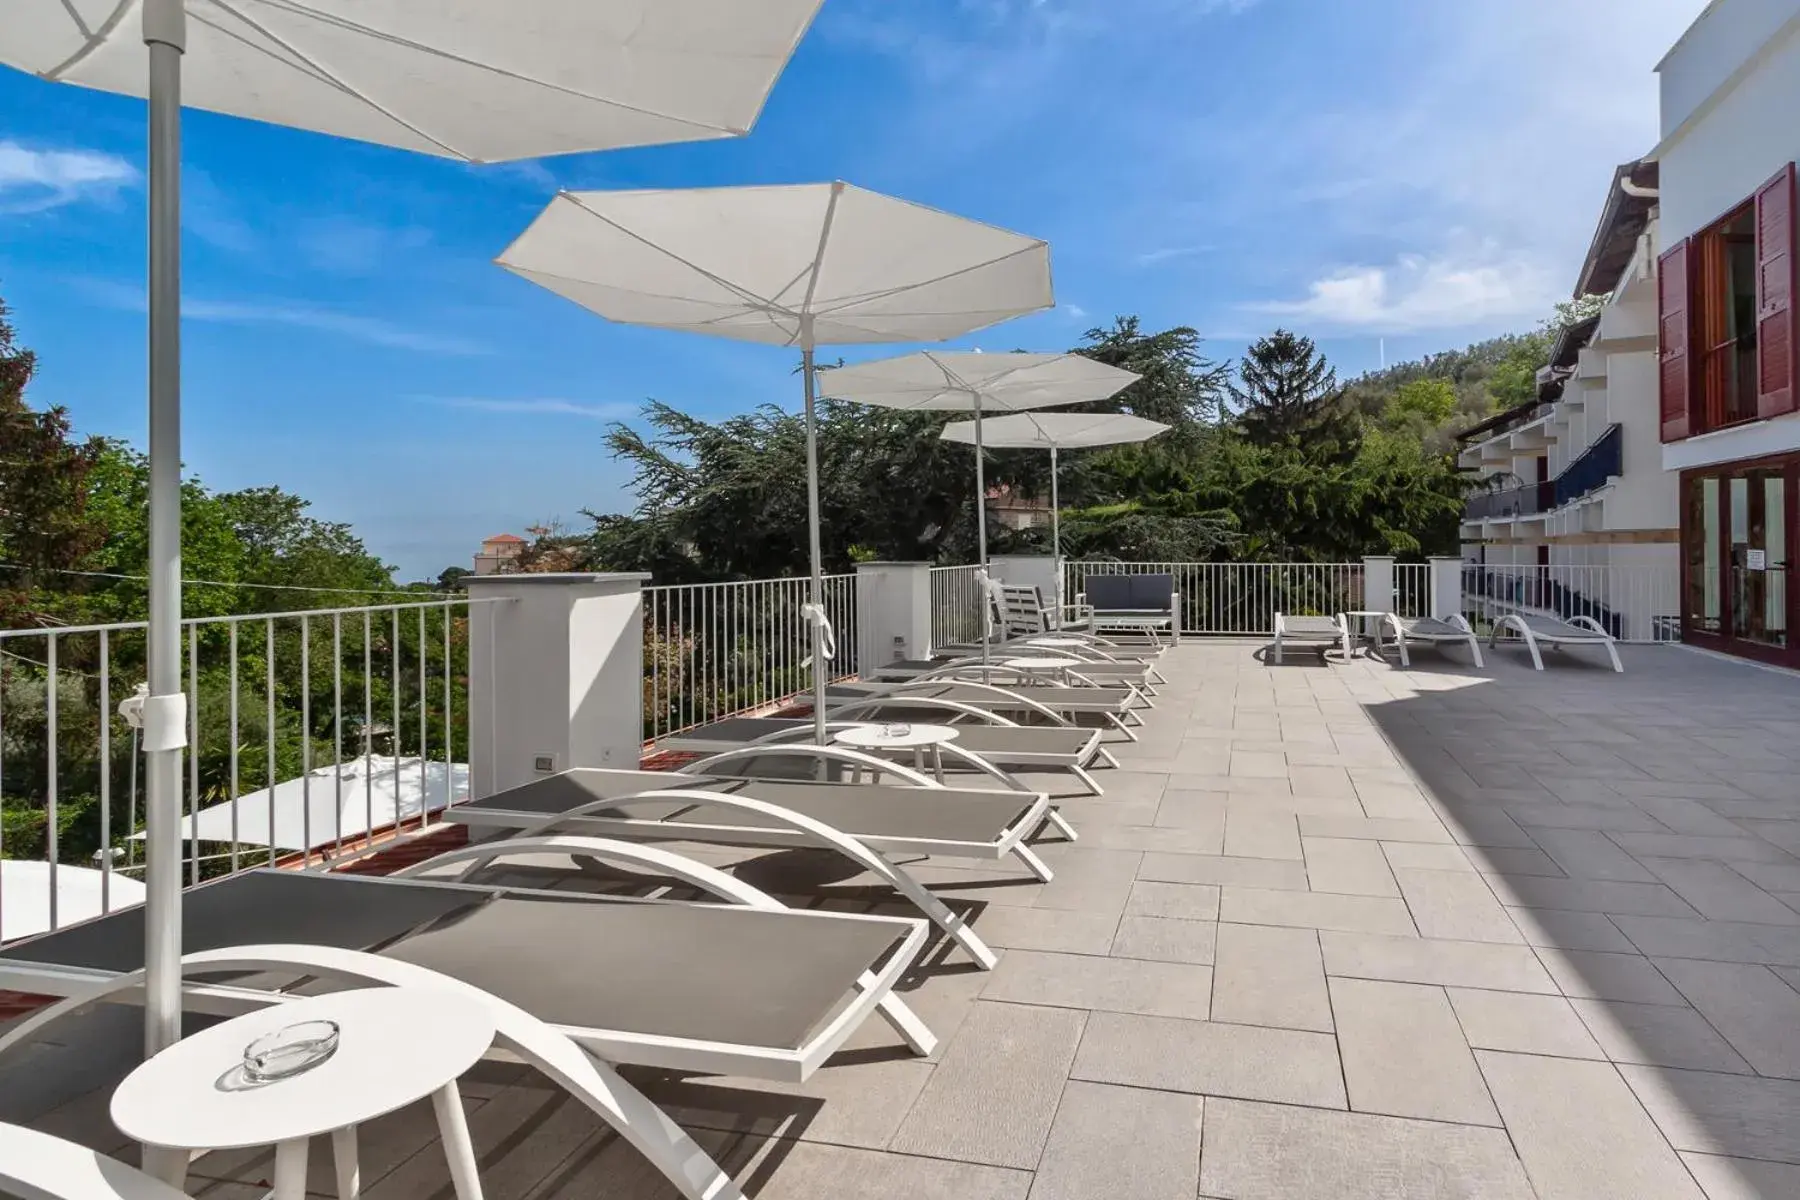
left=6, top=641, right=1800, bottom=1198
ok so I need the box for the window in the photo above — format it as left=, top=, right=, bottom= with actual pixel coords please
left=1661, top=162, right=1798, bottom=441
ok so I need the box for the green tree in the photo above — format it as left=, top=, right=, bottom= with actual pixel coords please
left=1387, top=378, right=1459, bottom=426
left=1073, top=316, right=1230, bottom=428
left=1228, top=330, right=1362, bottom=463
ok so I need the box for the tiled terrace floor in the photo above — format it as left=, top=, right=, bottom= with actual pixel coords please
left=8, top=639, right=1800, bottom=1198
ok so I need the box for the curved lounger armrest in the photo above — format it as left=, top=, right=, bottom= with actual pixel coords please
left=0, top=1124, right=193, bottom=1200
left=689, top=741, right=940, bottom=787
left=830, top=696, right=1019, bottom=727
left=872, top=679, right=1078, bottom=727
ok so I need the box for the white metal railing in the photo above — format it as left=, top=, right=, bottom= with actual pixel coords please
left=1464, top=564, right=1683, bottom=644
left=929, top=565, right=985, bottom=648
left=642, top=574, right=858, bottom=743
left=1063, top=561, right=1432, bottom=636
left=0, top=597, right=484, bottom=941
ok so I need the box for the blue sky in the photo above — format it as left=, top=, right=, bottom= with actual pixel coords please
left=2, top=0, right=1705, bottom=581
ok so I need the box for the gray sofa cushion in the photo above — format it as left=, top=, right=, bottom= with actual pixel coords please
left=1085, top=573, right=1174, bottom=613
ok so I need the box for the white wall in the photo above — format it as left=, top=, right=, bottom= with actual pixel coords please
left=1604, top=349, right=1681, bottom=530
left=1658, top=0, right=1800, bottom=243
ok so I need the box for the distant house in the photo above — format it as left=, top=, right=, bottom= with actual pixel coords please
left=987, top=483, right=1051, bottom=531
left=472, top=532, right=526, bottom=576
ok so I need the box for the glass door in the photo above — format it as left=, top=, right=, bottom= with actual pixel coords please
left=1727, top=468, right=1788, bottom=650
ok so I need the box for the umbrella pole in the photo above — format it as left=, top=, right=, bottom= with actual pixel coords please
left=801, top=344, right=828, bottom=746
left=974, top=403, right=990, bottom=674
left=1050, top=445, right=1062, bottom=626
left=142, top=0, right=187, bottom=1060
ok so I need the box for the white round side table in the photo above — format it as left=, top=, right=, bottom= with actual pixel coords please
left=831, top=723, right=960, bottom=783
left=112, top=986, right=496, bottom=1200
left=999, top=655, right=1086, bottom=685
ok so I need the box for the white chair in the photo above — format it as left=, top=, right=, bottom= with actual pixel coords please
left=0, top=1123, right=193, bottom=1200
left=1272, top=613, right=1345, bottom=664
left=1489, top=612, right=1623, bottom=673
left=1380, top=613, right=1485, bottom=668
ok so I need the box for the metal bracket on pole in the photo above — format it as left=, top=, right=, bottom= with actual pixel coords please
left=143, top=0, right=188, bottom=50
left=139, top=694, right=189, bottom=752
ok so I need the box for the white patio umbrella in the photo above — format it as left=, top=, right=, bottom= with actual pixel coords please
left=495, top=182, right=1054, bottom=743
left=820, top=352, right=1139, bottom=657
left=940, top=411, right=1169, bottom=617
left=0, top=862, right=147, bottom=944
left=4, top=0, right=824, bottom=1058
left=128, top=755, right=470, bottom=855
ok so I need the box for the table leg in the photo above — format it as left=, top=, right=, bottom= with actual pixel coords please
left=273, top=1137, right=311, bottom=1200
left=912, top=747, right=923, bottom=777
left=932, top=744, right=944, bottom=784
left=332, top=1125, right=361, bottom=1198
left=141, top=1146, right=189, bottom=1192
left=432, top=1081, right=486, bottom=1200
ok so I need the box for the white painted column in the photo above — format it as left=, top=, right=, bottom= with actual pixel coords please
left=466, top=572, right=650, bottom=798
left=1428, top=556, right=1465, bottom=621
left=856, top=562, right=932, bottom=667
left=988, top=554, right=1059, bottom=611
left=1362, top=556, right=1396, bottom=614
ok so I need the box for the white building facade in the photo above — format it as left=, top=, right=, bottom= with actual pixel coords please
left=1459, top=162, right=1680, bottom=642
left=1656, top=0, right=1800, bottom=668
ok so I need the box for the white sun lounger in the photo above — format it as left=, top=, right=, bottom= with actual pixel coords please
left=1379, top=613, right=1485, bottom=668
left=1, top=1123, right=193, bottom=1200
left=1489, top=612, right=1623, bottom=672
left=1272, top=613, right=1346, bottom=664
left=443, top=759, right=1077, bottom=969
left=826, top=677, right=1146, bottom=739
left=866, top=652, right=1157, bottom=692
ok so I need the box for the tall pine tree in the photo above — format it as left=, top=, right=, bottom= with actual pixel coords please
left=1228, top=329, right=1362, bottom=463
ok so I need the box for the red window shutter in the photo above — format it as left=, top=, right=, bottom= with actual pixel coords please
left=1756, top=162, right=1798, bottom=420
left=1659, top=239, right=1692, bottom=442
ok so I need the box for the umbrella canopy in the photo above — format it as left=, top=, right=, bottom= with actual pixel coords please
left=822, top=352, right=1139, bottom=653
left=127, top=756, right=470, bottom=854
left=4, top=0, right=825, bottom=1062
left=496, top=182, right=1054, bottom=740
left=1, top=862, right=147, bottom=944
left=940, top=412, right=1169, bottom=614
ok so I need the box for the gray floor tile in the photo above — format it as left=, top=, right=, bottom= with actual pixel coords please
left=1394, top=867, right=1523, bottom=943
left=1137, top=852, right=1310, bottom=890
left=1072, top=1011, right=1346, bottom=1107
left=982, top=949, right=1212, bottom=1020
left=1320, top=931, right=1560, bottom=992
left=629, top=1058, right=937, bottom=1152
left=1196, top=1098, right=1534, bottom=1200
left=1611, top=833, right=1798, bottom=864
left=1303, top=836, right=1400, bottom=896
left=890, top=1002, right=1085, bottom=1170
left=1211, top=922, right=1332, bottom=1033
left=1638, top=858, right=1800, bottom=925
left=1027, top=1082, right=1201, bottom=1200
left=1224, top=809, right=1303, bottom=859
left=1332, top=978, right=1498, bottom=1125
left=1505, top=905, right=1636, bottom=952
left=1447, top=988, right=1604, bottom=1059
left=1572, top=998, right=1751, bottom=1074
left=1298, top=815, right=1456, bottom=843
left=1529, top=828, right=1658, bottom=882
left=1220, top=885, right=1416, bottom=936
left=1537, top=948, right=1688, bottom=1005
left=1622, top=1064, right=1800, bottom=1165
left=1109, top=915, right=1218, bottom=965
left=1380, top=842, right=1475, bottom=872
left=1477, top=1051, right=1704, bottom=1199
left=971, top=905, right=1121, bottom=955
left=1679, top=1152, right=1800, bottom=1200
left=727, top=1138, right=1032, bottom=1200
left=1502, top=802, right=1668, bottom=833
left=1125, top=880, right=1221, bottom=921
left=1490, top=875, right=1700, bottom=918
left=1474, top=845, right=1569, bottom=877
left=1655, top=957, right=1800, bottom=1078
left=1613, top=914, right=1800, bottom=966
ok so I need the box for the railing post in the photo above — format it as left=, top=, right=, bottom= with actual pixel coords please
left=1428, top=556, right=1465, bottom=622
left=1362, top=556, right=1396, bottom=614
left=856, top=562, right=932, bottom=666
left=465, top=572, right=651, bottom=798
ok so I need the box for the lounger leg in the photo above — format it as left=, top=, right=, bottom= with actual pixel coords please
left=432, top=1082, right=485, bottom=1200
left=1041, top=807, right=1080, bottom=843
left=1605, top=641, right=1623, bottom=673
left=1071, top=764, right=1104, bottom=796
left=870, top=986, right=938, bottom=1056
left=332, top=1126, right=360, bottom=1198
left=1104, top=712, right=1139, bottom=742
left=1524, top=631, right=1545, bottom=670
left=1147, top=664, right=1168, bottom=685
left=1467, top=636, right=1484, bottom=669
left=1096, top=747, right=1121, bottom=769
left=1274, top=636, right=1284, bottom=665
left=1012, top=842, right=1055, bottom=883
left=142, top=1147, right=189, bottom=1192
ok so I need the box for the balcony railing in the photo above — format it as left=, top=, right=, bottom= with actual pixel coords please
left=1464, top=563, right=1679, bottom=643
left=1553, top=423, right=1623, bottom=508
left=1465, top=486, right=1541, bottom=521
left=0, top=597, right=483, bottom=940
left=1065, top=561, right=1431, bottom=635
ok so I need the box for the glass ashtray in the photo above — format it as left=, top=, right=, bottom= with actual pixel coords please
left=880, top=722, right=913, bottom=738
left=243, top=1019, right=340, bottom=1082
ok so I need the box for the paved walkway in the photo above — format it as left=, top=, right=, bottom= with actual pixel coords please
left=7, top=640, right=1800, bottom=1198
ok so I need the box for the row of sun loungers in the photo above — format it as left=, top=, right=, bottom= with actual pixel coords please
left=0, top=620, right=1173, bottom=1199
left=1273, top=609, right=1623, bottom=672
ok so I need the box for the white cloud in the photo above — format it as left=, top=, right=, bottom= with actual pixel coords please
left=1249, top=248, right=1560, bottom=333
left=1134, top=244, right=1216, bottom=267
left=412, top=397, right=638, bottom=420
left=1061, top=304, right=1089, bottom=320
left=74, top=279, right=487, bottom=355
left=0, top=140, right=136, bottom=213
